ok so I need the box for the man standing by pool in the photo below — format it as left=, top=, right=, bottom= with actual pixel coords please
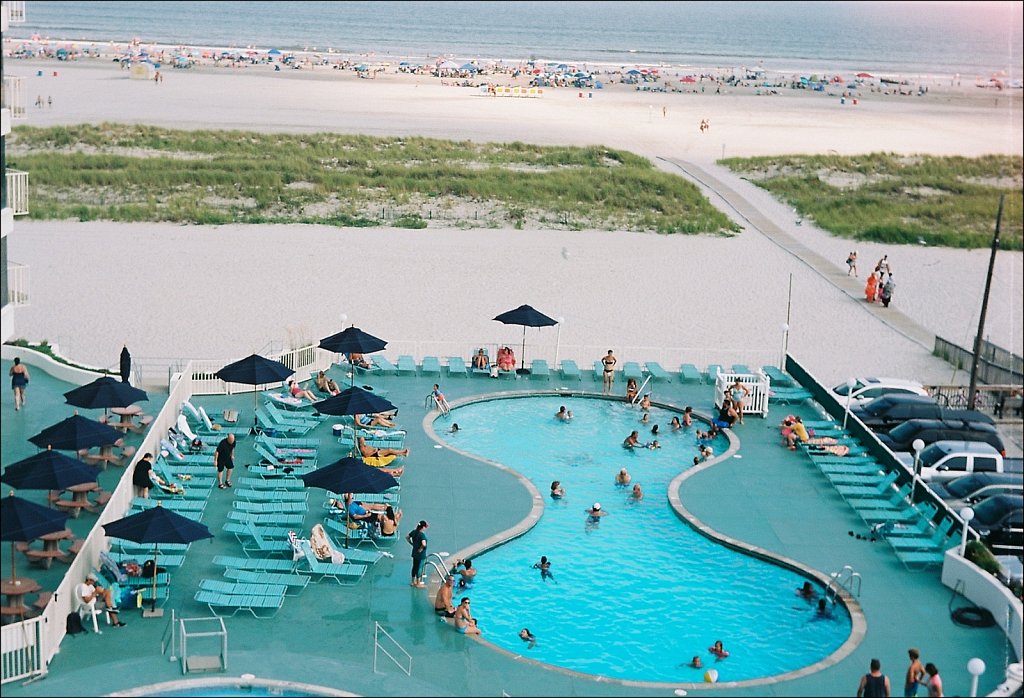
left=856, top=658, right=891, bottom=697
left=214, top=432, right=235, bottom=489
left=601, top=350, right=617, bottom=394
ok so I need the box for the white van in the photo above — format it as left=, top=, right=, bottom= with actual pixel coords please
left=909, top=440, right=1005, bottom=483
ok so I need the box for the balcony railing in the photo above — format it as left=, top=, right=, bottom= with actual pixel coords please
left=2, top=76, right=27, bottom=119
left=7, top=261, right=30, bottom=306
left=5, top=169, right=29, bottom=215
left=3, top=1, right=27, bottom=24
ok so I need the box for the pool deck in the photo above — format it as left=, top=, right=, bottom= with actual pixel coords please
left=1, top=360, right=1019, bottom=697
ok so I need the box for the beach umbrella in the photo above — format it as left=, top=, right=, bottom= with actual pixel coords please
left=299, top=457, right=398, bottom=548
left=318, top=325, right=388, bottom=386
left=215, top=353, right=294, bottom=431
left=2, top=491, right=70, bottom=584
left=493, top=304, right=559, bottom=372
left=855, top=72, right=874, bottom=79
left=267, top=48, right=281, bottom=55
left=29, top=414, right=124, bottom=453
left=120, top=345, right=132, bottom=383
left=314, top=386, right=395, bottom=418
left=1, top=447, right=98, bottom=494
left=103, top=504, right=212, bottom=613
left=64, top=375, right=148, bottom=418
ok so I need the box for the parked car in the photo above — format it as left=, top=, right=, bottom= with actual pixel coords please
left=927, top=472, right=1023, bottom=509
left=830, top=377, right=929, bottom=407
left=852, top=394, right=994, bottom=433
left=877, top=419, right=1006, bottom=455
left=896, top=440, right=1007, bottom=482
left=966, top=494, right=1023, bottom=556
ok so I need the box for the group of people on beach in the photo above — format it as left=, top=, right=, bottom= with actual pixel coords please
left=864, top=254, right=896, bottom=307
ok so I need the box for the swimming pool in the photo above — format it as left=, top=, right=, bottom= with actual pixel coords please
left=437, top=395, right=851, bottom=684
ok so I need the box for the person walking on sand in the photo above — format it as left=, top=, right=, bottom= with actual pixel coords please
left=880, top=275, right=895, bottom=308
left=846, top=251, right=858, bottom=277
left=857, top=658, right=891, bottom=697
left=865, top=272, right=879, bottom=303
left=601, top=350, right=617, bottom=394
left=9, top=357, right=30, bottom=411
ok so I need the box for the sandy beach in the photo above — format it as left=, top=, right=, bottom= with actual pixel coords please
left=5, top=56, right=1022, bottom=388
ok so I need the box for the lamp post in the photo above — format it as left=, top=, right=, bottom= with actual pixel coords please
left=910, top=438, right=925, bottom=503
left=967, top=657, right=986, bottom=697
left=554, top=317, right=564, bottom=367
left=338, top=313, right=351, bottom=377
left=959, top=506, right=975, bottom=557
left=779, top=323, right=790, bottom=370
left=842, top=377, right=856, bottom=429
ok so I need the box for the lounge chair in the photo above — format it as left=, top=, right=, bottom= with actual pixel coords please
left=622, top=361, right=644, bottom=382
left=761, top=365, right=796, bottom=387
left=263, top=391, right=315, bottom=412
left=194, top=589, right=285, bottom=618
left=234, top=476, right=306, bottom=492
left=559, top=360, right=582, bottom=382
left=264, top=401, right=325, bottom=427
left=254, top=441, right=318, bottom=470
left=295, top=540, right=367, bottom=585
left=885, top=517, right=955, bottom=552
left=732, top=364, right=751, bottom=374
left=421, top=356, right=442, bottom=377
left=834, top=471, right=899, bottom=500
left=396, top=355, right=417, bottom=376
left=370, top=355, right=398, bottom=376
left=314, top=524, right=388, bottom=565
left=530, top=359, right=551, bottom=381
left=234, top=487, right=309, bottom=504
left=769, top=387, right=813, bottom=403
left=705, top=364, right=722, bottom=383
left=255, top=407, right=316, bottom=437
left=232, top=500, right=308, bottom=515
left=645, top=362, right=671, bottom=383
left=223, top=568, right=309, bottom=596
left=227, top=510, right=305, bottom=526
left=447, top=357, right=468, bottom=378
left=131, top=497, right=205, bottom=516
left=224, top=520, right=294, bottom=544
left=894, top=548, right=947, bottom=569
left=680, top=363, right=702, bottom=384
left=235, top=521, right=295, bottom=557
left=212, top=555, right=298, bottom=572
left=106, top=550, right=186, bottom=569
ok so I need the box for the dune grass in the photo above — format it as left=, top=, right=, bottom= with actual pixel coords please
left=721, top=153, right=1023, bottom=251
left=7, top=123, right=739, bottom=235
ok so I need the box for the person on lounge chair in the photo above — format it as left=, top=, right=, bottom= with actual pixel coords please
left=348, top=352, right=373, bottom=370
left=357, top=435, right=409, bottom=459
left=315, top=371, right=341, bottom=396
left=354, top=412, right=395, bottom=429
left=287, top=380, right=317, bottom=402
left=472, top=349, right=489, bottom=370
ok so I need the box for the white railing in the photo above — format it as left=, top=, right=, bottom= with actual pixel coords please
left=0, top=616, right=44, bottom=684
left=714, top=370, right=771, bottom=417
left=3, top=76, right=26, bottom=119
left=7, top=261, right=29, bottom=306
left=180, top=345, right=333, bottom=396
left=5, top=169, right=29, bottom=215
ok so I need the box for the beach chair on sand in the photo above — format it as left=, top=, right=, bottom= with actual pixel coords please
left=680, top=363, right=702, bottom=384
left=645, top=362, right=671, bottom=383
left=560, top=360, right=582, bottom=382
left=397, top=355, right=418, bottom=376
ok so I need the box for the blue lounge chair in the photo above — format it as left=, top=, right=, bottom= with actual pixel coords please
left=645, top=362, right=671, bottom=383
left=447, top=357, right=468, bottom=378
left=622, top=362, right=644, bottom=382
left=560, top=360, right=582, bottom=382
left=834, top=471, right=899, bottom=500
left=107, top=550, right=186, bottom=569
left=194, top=589, right=285, bottom=618
left=224, top=520, right=294, bottom=542
left=234, top=477, right=306, bottom=492
left=371, top=355, right=398, bottom=376
left=212, top=555, right=298, bottom=572
left=234, top=487, right=309, bottom=504
left=680, top=363, right=702, bottom=384
left=254, top=442, right=318, bottom=470
left=255, top=434, right=320, bottom=457
left=421, top=356, right=442, bottom=377
left=223, top=568, right=309, bottom=596
left=232, top=500, right=308, bottom=515
left=296, top=540, right=367, bottom=585
left=255, top=407, right=314, bottom=437
left=227, top=510, right=305, bottom=526
left=263, top=402, right=324, bottom=429
left=762, top=365, right=796, bottom=387
left=530, top=359, right=551, bottom=381
left=396, top=355, right=417, bottom=376
left=732, top=364, right=751, bottom=375
left=705, top=364, right=722, bottom=383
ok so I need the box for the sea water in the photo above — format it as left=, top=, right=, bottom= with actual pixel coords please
left=10, top=0, right=1023, bottom=79
left=437, top=395, right=851, bottom=684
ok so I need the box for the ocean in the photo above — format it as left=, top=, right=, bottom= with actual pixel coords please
left=7, top=0, right=1023, bottom=79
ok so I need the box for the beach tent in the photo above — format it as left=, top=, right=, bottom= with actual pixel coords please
left=129, top=62, right=155, bottom=80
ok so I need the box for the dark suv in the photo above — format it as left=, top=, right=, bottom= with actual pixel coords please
left=968, top=494, right=1024, bottom=556
left=851, top=395, right=994, bottom=434
left=876, top=418, right=1006, bottom=455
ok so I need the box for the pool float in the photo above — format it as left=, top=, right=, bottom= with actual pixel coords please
left=363, top=454, right=397, bottom=468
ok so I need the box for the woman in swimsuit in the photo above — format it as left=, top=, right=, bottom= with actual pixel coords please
left=601, top=350, right=617, bottom=394
left=9, top=357, right=29, bottom=411
left=453, top=597, right=481, bottom=635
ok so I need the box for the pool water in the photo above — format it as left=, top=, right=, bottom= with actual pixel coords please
left=438, top=395, right=851, bottom=684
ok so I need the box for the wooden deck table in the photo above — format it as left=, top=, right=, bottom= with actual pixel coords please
left=1, top=577, right=41, bottom=621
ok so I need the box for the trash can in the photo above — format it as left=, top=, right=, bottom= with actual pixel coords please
left=332, top=424, right=345, bottom=438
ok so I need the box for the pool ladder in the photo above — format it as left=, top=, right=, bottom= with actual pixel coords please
left=421, top=552, right=452, bottom=585
left=827, top=565, right=862, bottom=600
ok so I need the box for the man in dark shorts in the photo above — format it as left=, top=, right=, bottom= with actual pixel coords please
left=214, top=433, right=236, bottom=489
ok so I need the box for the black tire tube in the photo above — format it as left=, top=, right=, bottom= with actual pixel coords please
left=952, top=606, right=995, bottom=628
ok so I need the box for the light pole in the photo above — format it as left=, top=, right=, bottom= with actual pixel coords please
left=842, top=377, right=856, bottom=429
left=910, top=438, right=925, bottom=503
left=339, top=313, right=350, bottom=377
left=959, top=506, right=975, bottom=557
left=779, top=323, right=790, bottom=370
left=554, top=317, right=564, bottom=367
left=967, top=657, right=986, bottom=697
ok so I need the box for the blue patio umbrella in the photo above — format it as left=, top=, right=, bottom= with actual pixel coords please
left=2, top=491, right=70, bottom=583
left=216, top=353, right=294, bottom=431
left=318, top=326, right=387, bottom=385
left=64, top=375, right=147, bottom=417
left=2, top=447, right=98, bottom=493
left=314, top=386, right=395, bottom=418
left=493, top=304, right=559, bottom=372
left=29, top=414, right=124, bottom=453
left=299, top=457, right=398, bottom=547
left=103, top=504, right=213, bottom=611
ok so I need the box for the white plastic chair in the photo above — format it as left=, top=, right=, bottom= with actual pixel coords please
left=77, top=584, right=112, bottom=634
